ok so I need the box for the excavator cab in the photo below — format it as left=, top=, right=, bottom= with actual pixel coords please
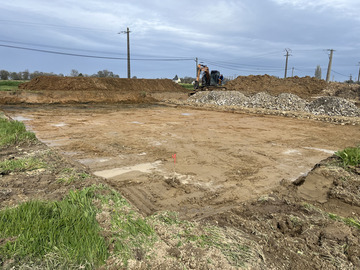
left=210, top=70, right=221, bottom=86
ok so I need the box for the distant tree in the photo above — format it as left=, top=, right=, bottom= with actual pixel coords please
left=0, top=70, right=9, bottom=80
left=97, top=70, right=105, bottom=77
left=97, top=70, right=116, bottom=78
left=315, top=65, right=322, bottom=79
left=70, top=69, right=79, bottom=77
left=10, top=72, right=21, bottom=80
left=181, top=76, right=195, bottom=84
left=132, top=76, right=137, bottom=79
left=30, top=71, right=42, bottom=79
left=22, top=69, right=30, bottom=80
left=173, top=75, right=179, bottom=80
left=78, top=73, right=84, bottom=77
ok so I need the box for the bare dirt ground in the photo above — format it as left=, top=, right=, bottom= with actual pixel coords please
left=3, top=104, right=359, bottom=220
left=1, top=76, right=360, bottom=269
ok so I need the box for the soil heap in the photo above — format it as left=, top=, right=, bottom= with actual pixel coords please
left=225, top=75, right=328, bottom=100
left=19, top=76, right=187, bottom=93
left=1, top=76, right=189, bottom=104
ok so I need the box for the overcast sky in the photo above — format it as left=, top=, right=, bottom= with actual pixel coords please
left=1, top=0, right=360, bottom=81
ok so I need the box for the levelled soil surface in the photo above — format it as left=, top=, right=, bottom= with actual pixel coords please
left=225, top=75, right=328, bottom=100
left=1, top=105, right=360, bottom=269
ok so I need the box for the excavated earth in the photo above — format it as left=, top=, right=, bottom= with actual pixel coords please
left=1, top=75, right=360, bottom=269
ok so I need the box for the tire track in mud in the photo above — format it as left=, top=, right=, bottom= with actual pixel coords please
left=121, top=186, right=158, bottom=216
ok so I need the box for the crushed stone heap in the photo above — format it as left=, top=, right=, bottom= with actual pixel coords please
left=189, top=91, right=360, bottom=117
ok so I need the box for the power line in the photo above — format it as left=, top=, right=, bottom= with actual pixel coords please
left=0, top=44, right=194, bottom=61
left=0, top=39, right=126, bottom=56
left=332, top=69, right=347, bottom=77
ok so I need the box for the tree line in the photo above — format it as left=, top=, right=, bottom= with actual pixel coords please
left=0, top=69, right=121, bottom=80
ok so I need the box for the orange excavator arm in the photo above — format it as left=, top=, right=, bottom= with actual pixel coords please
left=194, top=64, right=210, bottom=89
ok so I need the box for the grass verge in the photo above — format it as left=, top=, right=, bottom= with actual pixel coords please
left=0, top=157, right=45, bottom=175
left=179, top=83, right=194, bottom=90
left=0, top=118, right=36, bottom=147
left=0, top=80, right=26, bottom=91
left=0, top=187, right=108, bottom=269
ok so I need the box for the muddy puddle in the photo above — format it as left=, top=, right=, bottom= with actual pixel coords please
left=3, top=104, right=359, bottom=218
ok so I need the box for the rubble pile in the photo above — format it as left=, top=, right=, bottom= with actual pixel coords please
left=307, top=96, right=360, bottom=117
left=189, top=91, right=360, bottom=117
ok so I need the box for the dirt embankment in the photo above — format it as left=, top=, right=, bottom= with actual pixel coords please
left=18, top=76, right=187, bottom=92
left=225, top=75, right=328, bottom=100
left=0, top=77, right=189, bottom=104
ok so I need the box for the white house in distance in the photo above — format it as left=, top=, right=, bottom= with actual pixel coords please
left=172, top=75, right=181, bottom=84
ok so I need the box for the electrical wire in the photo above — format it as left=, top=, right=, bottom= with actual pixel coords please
left=332, top=70, right=348, bottom=77
left=0, top=44, right=194, bottom=61
left=0, top=39, right=126, bottom=56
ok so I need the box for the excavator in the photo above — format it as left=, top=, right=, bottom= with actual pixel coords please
left=191, top=64, right=225, bottom=95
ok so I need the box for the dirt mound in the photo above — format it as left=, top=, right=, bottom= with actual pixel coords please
left=322, top=82, right=360, bottom=104
left=225, top=75, right=327, bottom=100
left=19, top=76, right=187, bottom=93
left=1, top=76, right=189, bottom=104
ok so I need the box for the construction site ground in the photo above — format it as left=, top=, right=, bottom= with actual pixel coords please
left=1, top=76, right=360, bottom=269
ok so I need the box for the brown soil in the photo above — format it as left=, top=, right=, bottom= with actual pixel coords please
left=0, top=76, right=189, bottom=105
left=225, top=75, right=328, bottom=100
left=18, top=76, right=187, bottom=92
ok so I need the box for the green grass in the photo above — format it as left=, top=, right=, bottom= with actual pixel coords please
left=0, top=80, right=26, bottom=91
left=95, top=185, right=157, bottom=267
left=328, top=213, right=360, bottom=230
left=179, top=83, right=194, bottom=90
left=0, top=157, right=46, bottom=175
left=57, top=168, right=90, bottom=184
left=0, top=187, right=108, bottom=269
left=335, top=146, right=360, bottom=168
left=0, top=118, right=37, bottom=147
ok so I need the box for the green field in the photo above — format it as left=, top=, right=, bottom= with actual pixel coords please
left=0, top=80, right=27, bottom=91
left=179, top=83, right=194, bottom=90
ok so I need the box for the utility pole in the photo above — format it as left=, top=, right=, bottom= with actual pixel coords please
left=292, top=67, right=294, bottom=77
left=118, top=27, right=131, bottom=79
left=358, top=62, right=360, bottom=83
left=284, top=48, right=291, bottom=78
left=326, top=49, right=334, bottom=83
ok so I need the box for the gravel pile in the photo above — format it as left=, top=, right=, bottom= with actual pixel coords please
left=307, top=97, right=360, bottom=117
left=191, top=91, right=250, bottom=106
left=189, top=91, right=360, bottom=117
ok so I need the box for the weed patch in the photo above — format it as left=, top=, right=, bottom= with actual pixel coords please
left=0, top=119, right=36, bottom=147
left=335, top=146, right=360, bottom=168
left=56, top=168, right=90, bottom=184
left=0, top=157, right=45, bottom=175
left=328, top=213, right=360, bottom=230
